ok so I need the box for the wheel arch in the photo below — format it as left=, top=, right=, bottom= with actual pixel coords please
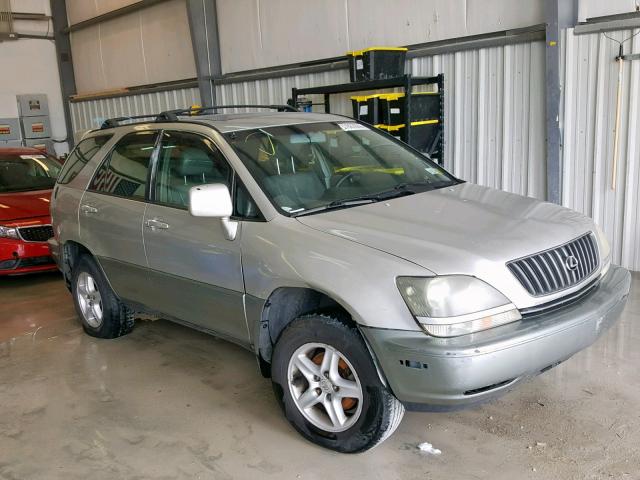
left=60, top=240, right=94, bottom=290
left=254, top=287, right=348, bottom=373
left=255, top=286, right=388, bottom=388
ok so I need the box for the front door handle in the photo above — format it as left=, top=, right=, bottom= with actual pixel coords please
left=145, top=218, right=170, bottom=230
left=80, top=204, right=98, bottom=215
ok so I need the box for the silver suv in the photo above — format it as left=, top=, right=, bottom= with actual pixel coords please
left=49, top=107, right=631, bottom=453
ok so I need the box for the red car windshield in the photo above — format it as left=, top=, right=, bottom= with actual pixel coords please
left=0, top=153, right=61, bottom=193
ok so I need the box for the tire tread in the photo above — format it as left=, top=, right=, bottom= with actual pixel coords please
left=72, top=254, right=135, bottom=339
left=273, top=312, right=404, bottom=453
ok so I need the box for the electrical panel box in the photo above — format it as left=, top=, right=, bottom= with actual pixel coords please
left=21, top=115, right=51, bottom=139
left=24, top=138, right=54, bottom=155
left=0, top=118, right=22, bottom=141
left=17, top=94, right=49, bottom=117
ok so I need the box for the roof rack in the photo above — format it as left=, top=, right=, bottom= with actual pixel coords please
left=100, top=114, right=161, bottom=129
left=99, top=104, right=298, bottom=129
left=168, top=104, right=298, bottom=116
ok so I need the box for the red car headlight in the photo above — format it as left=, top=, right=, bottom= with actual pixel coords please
left=0, top=225, right=19, bottom=239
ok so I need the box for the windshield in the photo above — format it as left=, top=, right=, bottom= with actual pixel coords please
left=225, top=121, right=458, bottom=215
left=0, top=153, right=61, bottom=193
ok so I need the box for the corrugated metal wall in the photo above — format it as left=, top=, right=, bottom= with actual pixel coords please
left=69, top=87, right=200, bottom=138
left=408, top=42, right=546, bottom=198
left=561, top=27, right=640, bottom=270
left=216, top=40, right=547, bottom=199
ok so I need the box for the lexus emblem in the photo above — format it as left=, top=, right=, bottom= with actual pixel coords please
left=564, top=255, right=579, bottom=271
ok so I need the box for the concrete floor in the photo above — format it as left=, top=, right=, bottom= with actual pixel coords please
left=0, top=272, right=639, bottom=480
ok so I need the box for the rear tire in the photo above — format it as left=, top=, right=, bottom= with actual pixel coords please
left=272, top=313, right=404, bottom=453
left=71, top=255, right=134, bottom=339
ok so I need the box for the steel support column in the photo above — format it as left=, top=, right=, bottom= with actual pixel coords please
left=545, top=0, right=578, bottom=204
left=186, top=0, right=222, bottom=108
left=50, top=0, right=76, bottom=148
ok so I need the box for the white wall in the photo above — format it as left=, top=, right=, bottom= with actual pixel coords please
left=0, top=0, right=68, bottom=154
left=216, top=0, right=545, bottom=73
left=67, top=0, right=197, bottom=94
left=577, top=0, right=640, bottom=21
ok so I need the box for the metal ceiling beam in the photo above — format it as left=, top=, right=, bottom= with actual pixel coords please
left=575, top=12, right=640, bottom=35
left=63, top=0, right=168, bottom=33
left=545, top=0, right=578, bottom=204
left=11, top=12, right=52, bottom=20
left=186, top=0, right=221, bottom=108
left=50, top=0, right=76, bottom=147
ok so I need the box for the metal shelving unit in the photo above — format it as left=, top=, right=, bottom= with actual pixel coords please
left=291, top=73, right=445, bottom=162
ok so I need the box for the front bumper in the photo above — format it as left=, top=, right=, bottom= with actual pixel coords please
left=0, top=237, right=57, bottom=275
left=362, top=265, right=631, bottom=410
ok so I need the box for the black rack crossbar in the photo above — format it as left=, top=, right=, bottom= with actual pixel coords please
left=167, top=104, right=297, bottom=116
left=100, top=114, right=161, bottom=129
left=178, top=105, right=298, bottom=115
left=100, top=104, right=298, bottom=129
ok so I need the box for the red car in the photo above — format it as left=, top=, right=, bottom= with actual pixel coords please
left=0, top=147, right=62, bottom=275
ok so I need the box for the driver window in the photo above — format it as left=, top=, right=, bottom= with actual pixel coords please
left=154, top=131, right=231, bottom=209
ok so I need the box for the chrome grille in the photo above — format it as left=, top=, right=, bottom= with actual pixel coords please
left=18, top=225, right=54, bottom=242
left=507, top=233, right=599, bottom=296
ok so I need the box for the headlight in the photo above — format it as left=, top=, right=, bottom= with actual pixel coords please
left=0, top=225, right=19, bottom=239
left=396, top=276, right=521, bottom=337
left=594, top=224, right=611, bottom=277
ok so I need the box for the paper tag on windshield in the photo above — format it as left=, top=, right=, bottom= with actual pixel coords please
left=338, top=122, right=369, bottom=132
left=20, top=155, right=46, bottom=159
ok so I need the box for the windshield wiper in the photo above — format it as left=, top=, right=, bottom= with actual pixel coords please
left=292, top=181, right=453, bottom=217
left=392, top=181, right=442, bottom=191
left=293, top=188, right=420, bottom=217
left=293, top=198, right=378, bottom=217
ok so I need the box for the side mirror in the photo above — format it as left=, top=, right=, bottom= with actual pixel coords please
left=188, top=184, right=238, bottom=241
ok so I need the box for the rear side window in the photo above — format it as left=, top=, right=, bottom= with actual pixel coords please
left=89, top=131, right=158, bottom=200
left=57, top=135, right=112, bottom=185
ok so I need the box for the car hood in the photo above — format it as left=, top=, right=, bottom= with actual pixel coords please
left=297, top=183, right=597, bottom=308
left=0, top=189, right=52, bottom=223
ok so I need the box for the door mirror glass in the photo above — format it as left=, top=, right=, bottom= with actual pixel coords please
left=189, top=183, right=233, bottom=218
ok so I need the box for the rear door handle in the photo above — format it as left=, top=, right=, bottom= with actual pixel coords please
left=80, top=204, right=98, bottom=215
left=145, top=218, right=170, bottom=230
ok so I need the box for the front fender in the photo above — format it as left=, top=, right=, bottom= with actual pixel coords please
left=240, top=217, right=431, bottom=332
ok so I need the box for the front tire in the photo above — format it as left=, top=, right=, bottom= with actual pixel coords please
left=272, top=313, right=404, bottom=453
left=71, top=255, right=134, bottom=339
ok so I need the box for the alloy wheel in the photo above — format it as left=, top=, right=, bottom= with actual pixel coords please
left=287, top=342, right=363, bottom=433
left=76, top=272, right=103, bottom=328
